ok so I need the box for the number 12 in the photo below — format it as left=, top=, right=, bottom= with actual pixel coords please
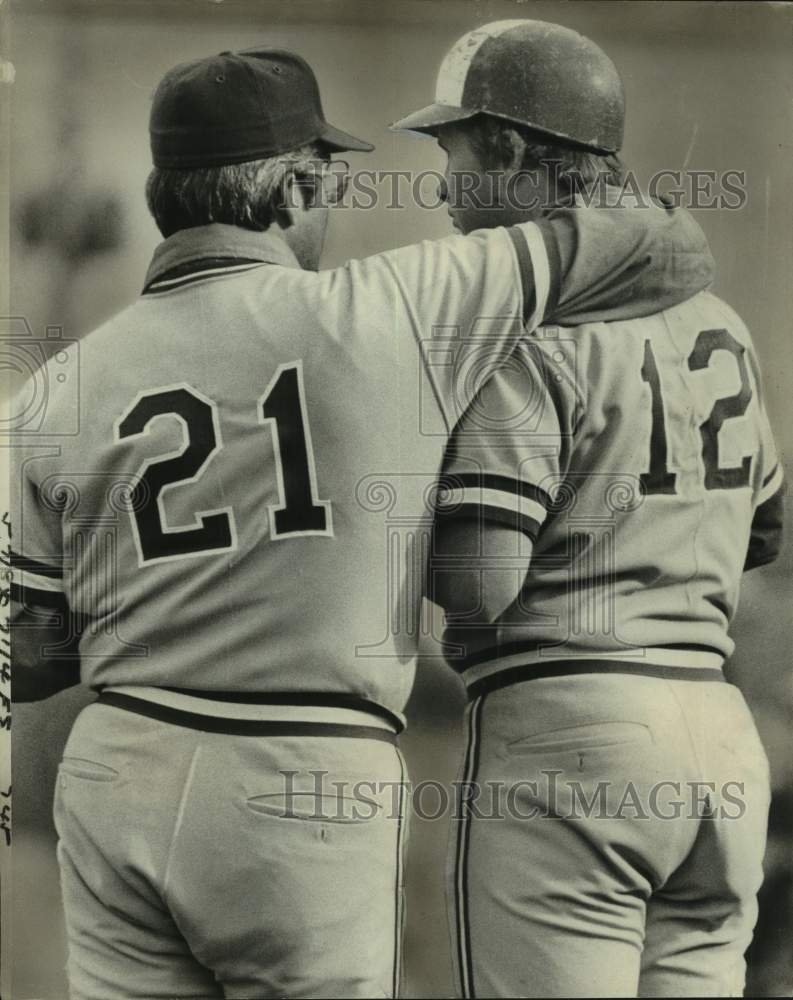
left=641, top=328, right=753, bottom=496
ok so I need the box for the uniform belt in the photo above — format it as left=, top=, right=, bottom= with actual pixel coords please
left=97, top=686, right=400, bottom=743
left=463, top=647, right=726, bottom=700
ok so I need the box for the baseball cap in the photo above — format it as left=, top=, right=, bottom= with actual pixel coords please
left=150, top=47, right=374, bottom=169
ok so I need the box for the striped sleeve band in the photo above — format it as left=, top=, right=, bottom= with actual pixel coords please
left=757, top=462, right=784, bottom=507
left=434, top=473, right=549, bottom=541
left=10, top=550, right=67, bottom=608
left=516, top=218, right=563, bottom=327
left=507, top=222, right=555, bottom=330
left=745, top=477, right=785, bottom=570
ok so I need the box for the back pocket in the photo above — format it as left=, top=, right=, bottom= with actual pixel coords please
left=59, top=757, right=119, bottom=782
left=246, top=791, right=381, bottom=824
left=507, top=720, right=651, bottom=755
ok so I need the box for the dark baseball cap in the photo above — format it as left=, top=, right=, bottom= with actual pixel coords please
left=150, top=47, right=374, bottom=169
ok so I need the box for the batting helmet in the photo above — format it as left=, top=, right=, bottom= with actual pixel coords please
left=391, top=19, right=625, bottom=154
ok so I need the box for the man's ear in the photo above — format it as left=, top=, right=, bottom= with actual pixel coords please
left=498, top=128, right=527, bottom=171
left=273, top=174, right=303, bottom=230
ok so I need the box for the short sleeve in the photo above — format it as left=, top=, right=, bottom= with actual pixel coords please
left=433, top=341, right=570, bottom=542
left=754, top=414, right=784, bottom=510
left=744, top=345, right=784, bottom=569
left=10, top=432, right=67, bottom=610
left=746, top=344, right=784, bottom=508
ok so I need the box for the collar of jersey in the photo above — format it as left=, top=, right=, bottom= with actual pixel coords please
left=144, top=223, right=300, bottom=291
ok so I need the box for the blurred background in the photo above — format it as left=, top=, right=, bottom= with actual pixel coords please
left=5, top=0, right=792, bottom=996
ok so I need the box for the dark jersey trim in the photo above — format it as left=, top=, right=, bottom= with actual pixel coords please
left=745, top=481, right=784, bottom=571
left=532, top=216, right=563, bottom=318
left=762, top=463, right=780, bottom=489
left=455, top=695, right=484, bottom=999
left=392, top=748, right=407, bottom=998
left=145, top=267, right=263, bottom=295
left=159, top=687, right=404, bottom=733
left=439, top=472, right=550, bottom=509
left=10, top=550, right=63, bottom=579
left=506, top=226, right=536, bottom=326
left=467, top=659, right=726, bottom=699
left=142, top=256, right=266, bottom=295
left=434, top=503, right=541, bottom=542
left=452, top=639, right=725, bottom=673
left=97, top=692, right=398, bottom=743
left=10, top=581, right=68, bottom=610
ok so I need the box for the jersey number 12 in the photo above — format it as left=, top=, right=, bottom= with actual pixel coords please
left=641, top=328, right=753, bottom=496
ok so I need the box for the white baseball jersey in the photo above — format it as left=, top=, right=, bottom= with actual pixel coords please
left=435, top=290, right=784, bottom=691
left=12, top=206, right=716, bottom=722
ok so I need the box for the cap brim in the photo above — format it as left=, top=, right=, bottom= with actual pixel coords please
left=319, top=121, right=374, bottom=153
left=390, top=103, right=477, bottom=135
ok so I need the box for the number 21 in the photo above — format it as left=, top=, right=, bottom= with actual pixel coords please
left=115, top=361, right=331, bottom=565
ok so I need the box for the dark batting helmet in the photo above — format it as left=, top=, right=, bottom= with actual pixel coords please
left=391, top=19, right=625, bottom=154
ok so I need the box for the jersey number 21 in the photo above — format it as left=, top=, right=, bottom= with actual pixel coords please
left=114, top=361, right=331, bottom=565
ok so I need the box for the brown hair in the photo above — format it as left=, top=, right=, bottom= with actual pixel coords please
left=464, top=114, right=625, bottom=200
left=145, top=145, right=322, bottom=237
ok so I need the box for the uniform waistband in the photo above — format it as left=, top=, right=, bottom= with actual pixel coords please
left=97, top=686, right=400, bottom=743
left=463, top=647, right=726, bottom=700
